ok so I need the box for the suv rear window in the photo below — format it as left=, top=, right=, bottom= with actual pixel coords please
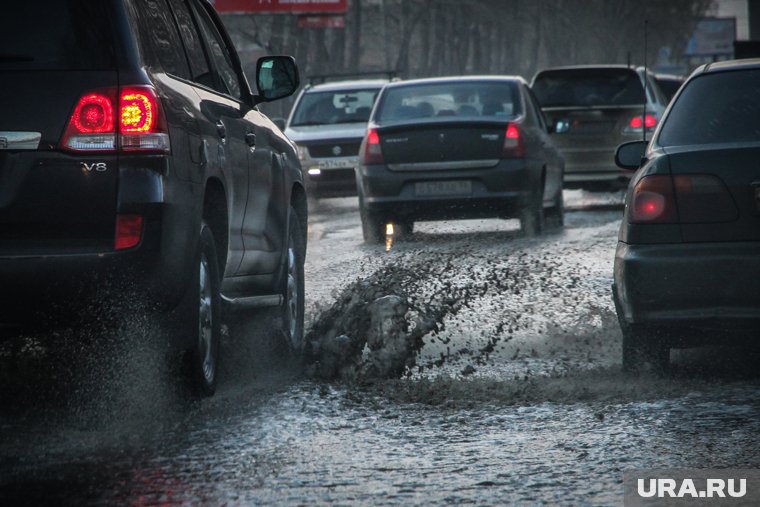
left=657, top=69, right=760, bottom=147
left=1, top=2, right=115, bottom=70
left=375, top=81, right=520, bottom=123
left=532, top=69, right=645, bottom=107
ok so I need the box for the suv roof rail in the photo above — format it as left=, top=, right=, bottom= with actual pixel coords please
left=306, top=70, right=399, bottom=85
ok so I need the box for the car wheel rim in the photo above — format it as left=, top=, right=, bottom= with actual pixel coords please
left=198, top=254, right=215, bottom=384
left=286, top=244, right=299, bottom=347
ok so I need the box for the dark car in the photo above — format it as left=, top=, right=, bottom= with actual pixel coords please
left=653, top=73, right=686, bottom=102
left=0, top=0, right=306, bottom=397
left=285, top=79, right=389, bottom=199
left=613, top=58, right=760, bottom=372
left=531, top=65, right=669, bottom=190
left=355, top=76, right=564, bottom=243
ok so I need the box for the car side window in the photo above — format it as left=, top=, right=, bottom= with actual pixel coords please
left=132, top=0, right=190, bottom=79
left=167, top=0, right=213, bottom=88
left=190, top=1, right=243, bottom=101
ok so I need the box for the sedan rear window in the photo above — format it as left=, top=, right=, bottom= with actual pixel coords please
left=0, top=2, right=115, bottom=70
left=657, top=69, right=760, bottom=147
left=375, top=81, right=520, bottom=123
left=532, top=69, right=645, bottom=107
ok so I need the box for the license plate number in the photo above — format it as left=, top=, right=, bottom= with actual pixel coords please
left=415, top=180, right=472, bottom=197
left=318, top=158, right=357, bottom=170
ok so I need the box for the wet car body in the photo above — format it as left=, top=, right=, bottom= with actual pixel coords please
left=612, top=59, right=760, bottom=371
left=285, top=79, right=388, bottom=198
left=356, top=76, right=564, bottom=242
left=531, top=65, right=668, bottom=190
left=0, top=0, right=306, bottom=395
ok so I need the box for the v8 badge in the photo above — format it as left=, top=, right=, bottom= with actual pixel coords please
left=81, top=162, right=108, bottom=172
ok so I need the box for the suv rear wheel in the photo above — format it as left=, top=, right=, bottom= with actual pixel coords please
left=184, top=221, right=222, bottom=397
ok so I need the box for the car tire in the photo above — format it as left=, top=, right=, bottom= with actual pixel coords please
left=360, top=203, right=385, bottom=244
left=621, top=321, right=670, bottom=374
left=185, top=221, right=222, bottom=397
left=280, top=205, right=306, bottom=354
left=520, top=186, right=545, bottom=237
left=546, top=188, right=565, bottom=229
left=396, top=220, right=414, bottom=239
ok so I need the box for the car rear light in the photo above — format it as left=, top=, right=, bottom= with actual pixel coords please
left=119, top=86, right=170, bottom=152
left=115, top=214, right=144, bottom=251
left=61, top=89, right=117, bottom=151
left=626, top=114, right=657, bottom=132
left=61, top=86, right=170, bottom=153
left=502, top=123, right=524, bottom=158
left=673, top=174, right=738, bottom=223
left=361, top=128, right=384, bottom=165
left=629, top=175, right=678, bottom=224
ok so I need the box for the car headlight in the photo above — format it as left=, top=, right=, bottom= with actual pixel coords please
left=295, top=144, right=309, bottom=161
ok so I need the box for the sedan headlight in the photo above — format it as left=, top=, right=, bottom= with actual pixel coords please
left=295, top=143, right=309, bottom=161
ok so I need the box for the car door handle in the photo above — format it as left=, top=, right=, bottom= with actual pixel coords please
left=246, top=132, right=256, bottom=147
left=216, top=121, right=226, bottom=139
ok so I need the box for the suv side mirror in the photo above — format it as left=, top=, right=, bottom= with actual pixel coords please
left=256, top=56, right=300, bottom=103
left=615, top=140, right=647, bottom=170
left=272, top=118, right=286, bottom=131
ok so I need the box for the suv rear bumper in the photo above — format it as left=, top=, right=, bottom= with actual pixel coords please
left=357, top=159, right=535, bottom=221
left=0, top=163, right=202, bottom=330
left=614, top=240, right=760, bottom=333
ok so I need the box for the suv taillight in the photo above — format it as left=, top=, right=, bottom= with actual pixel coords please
left=502, top=123, right=525, bottom=158
left=61, top=86, right=170, bottom=153
left=61, top=89, right=117, bottom=151
left=629, top=174, right=738, bottom=224
left=361, top=128, right=384, bottom=165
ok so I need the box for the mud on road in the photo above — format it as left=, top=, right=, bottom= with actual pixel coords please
left=2, top=191, right=760, bottom=505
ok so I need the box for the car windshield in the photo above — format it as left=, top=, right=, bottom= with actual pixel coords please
left=290, top=89, right=380, bottom=126
left=374, top=81, right=521, bottom=123
left=658, top=69, right=760, bottom=147
left=532, top=68, right=645, bottom=107
left=0, top=2, right=115, bottom=70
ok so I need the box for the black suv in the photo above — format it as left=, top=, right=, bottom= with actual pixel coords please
left=0, top=0, right=307, bottom=397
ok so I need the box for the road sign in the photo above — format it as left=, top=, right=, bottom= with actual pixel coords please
left=211, top=0, right=348, bottom=14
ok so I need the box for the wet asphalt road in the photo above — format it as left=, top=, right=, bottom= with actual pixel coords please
left=2, top=191, right=760, bottom=505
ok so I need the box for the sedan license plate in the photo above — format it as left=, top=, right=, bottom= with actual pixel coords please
left=318, top=158, right=357, bottom=170
left=415, top=180, right=472, bottom=197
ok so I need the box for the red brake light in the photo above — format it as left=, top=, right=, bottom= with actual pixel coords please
left=119, top=86, right=170, bottom=152
left=61, top=86, right=169, bottom=153
left=502, top=122, right=524, bottom=158
left=120, top=88, right=157, bottom=133
left=61, top=88, right=117, bottom=152
left=362, top=128, right=384, bottom=165
left=628, top=114, right=657, bottom=130
left=630, top=175, right=678, bottom=224
left=74, top=94, right=114, bottom=133
left=115, top=214, right=144, bottom=251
